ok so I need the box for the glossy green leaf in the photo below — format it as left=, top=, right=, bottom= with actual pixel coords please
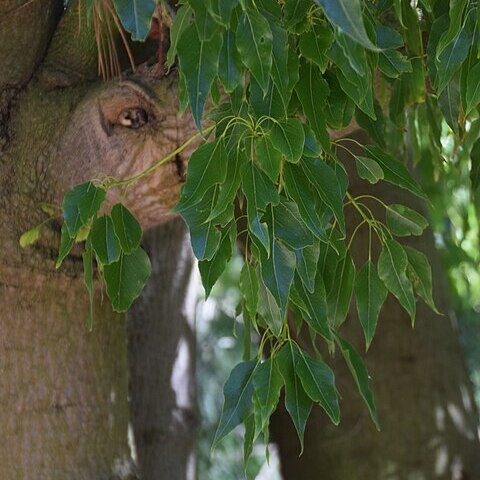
left=258, top=280, right=284, bottom=337
left=294, top=241, right=320, bottom=294
left=240, top=262, right=259, bottom=320
left=177, top=138, right=228, bottom=211
left=259, top=233, right=296, bottom=321
left=166, top=4, right=193, bottom=69
left=56, top=223, right=75, bottom=268
left=284, top=0, right=310, bottom=28
left=283, top=164, right=329, bottom=242
left=335, top=334, right=380, bottom=430
left=177, top=24, right=222, bottom=130
left=213, top=360, right=257, bottom=447
left=355, top=260, right=388, bottom=350
left=314, top=0, right=377, bottom=50
left=104, top=246, right=151, bottom=312
left=364, top=145, right=426, bottom=199
left=110, top=204, right=142, bottom=254
left=91, top=215, right=121, bottom=266
left=243, top=414, right=256, bottom=466
left=113, top=0, right=156, bottom=41
left=241, top=162, right=280, bottom=254
left=438, top=79, right=460, bottom=132
left=302, top=159, right=346, bottom=234
left=355, top=155, right=384, bottom=184
left=63, top=182, right=106, bottom=238
left=253, top=357, right=284, bottom=431
left=270, top=118, right=305, bottom=163
left=299, top=23, right=334, bottom=72
left=327, top=251, right=355, bottom=326
left=273, top=198, right=314, bottom=250
left=465, top=61, right=480, bottom=115
left=302, top=124, right=322, bottom=158
left=404, top=246, right=439, bottom=314
left=294, top=272, right=331, bottom=341
left=296, top=350, right=340, bottom=424
left=276, top=342, right=313, bottom=453
left=83, top=239, right=94, bottom=331
left=436, top=0, right=467, bottom=59
left=236, top=8, right=273, bottom=94
left=435, top=29, right=470, bottom=94
left=378, top=238, right=416, bottom=322
left=378, top=49, right=412, bottom=78
left=256, top=136, right=282, bottom=182
left=296, top=62, right=330, bottom=151
left=269, top=17, right=291, bottom=98
left=219, top=30, right=243, bottom=92
left=386, top=204, right=428, bottom=237
left=188, top=1, right=218, bottom=41
left=198, top=224, right=234, bottom=297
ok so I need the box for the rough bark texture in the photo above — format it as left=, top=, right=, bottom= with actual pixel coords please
left=128, top=218, right=198, bottom=480
left=0, top=3, right=197, bottom=479
left=271, top=130, right=480, bottom=480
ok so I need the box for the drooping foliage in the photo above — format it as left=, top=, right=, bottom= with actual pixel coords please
left=21, top=0, right=480, bottom=462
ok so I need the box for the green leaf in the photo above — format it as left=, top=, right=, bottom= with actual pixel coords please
left=56, top=223, right=75, bottom=268
left=258, top=280, right=284, bottom=337
left=404, top=246, right=439, bottom=314
left=386, top=204, right=428, bottom=237
left=355, top=261, right=388, bottom=350
left=166, top=4, right=193, bottom=69
left=236, top=8, right=273, bottom=94
left=91, top=215, right=121, bottom=266
left=324, top=71, right=355, bottom=130
left=438, top=79, right=460, bottom=132
left=198, top=224, right=234, bottom=297
left=294, top=272, right=331, bottom=341
left=269, top=16, right=292, bottom=98
left=241, top=162, right=280, bottom=254
left=364, top=145, right=426, bottom=199
left=302, top=124, right=322, bottom=158
left=314, top=0, right=377, bottom=50
left=327, top=251, right=355, bottom=327
left=273, top=198, right=314, bottom=250
left=181, top=186, right=224, bottom=260
left=256, top=136, right=282, bottom=182
left=435, top=29, right=470, bottom=94
left=465, top=61, right=480, bottom=115
left=276, top=342, right=313, bottom=453
left=378, top=238, right=416, bottom=322
left=110, top=204, right=142, bottom=255
left=270, top=118, right=305, bottom=163
left=219, top=30, right=243, bottom=92
left=177, top=24, right=222, bottom=130
left=104, top=247, right=151, bottom=312
left=283, top=164, right=329, bottom=242
left=335, top=334, right=380, bottom=430
left=470, top=139, right=480, bottom=193
left=436, top=0, right=467, bottom=59
left=252, top=357, right=284, bottom=431
left=243, top=414, right=256, bottom=466
left=284, top=0, right=310, bottom=28
left=19, top=226, right=40, bottom=248
left=299, top=23, right=334, bottom=72
left=177, top=138, right=228, bottom=211
left=296, top=350, right=340, bottom=425
left=63, top=182, right=106, bottom=238
left=378, top=49, right=412, bottom=79
left=188, top=1, right=218, bottom=41
left=113, top=0, right=156, bottom=41
left=83, top=239, right=94, bottom=331
left=213, top=360, right=257, bottom=447
left=302, top=159, right=346, bottom=234
left=240, top=262, right=259, bottom=319
left=294, top=241, right=320, bottom=294
left=355, top=156, right=384, bottom=184
left=207, top=144, right=247, bottom=221
left=259, top=233, right=296, bottom=321
left=296, top=62, right=330, bottom=152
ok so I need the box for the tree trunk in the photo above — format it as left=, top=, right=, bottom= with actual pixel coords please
left=0, top=3, right=197, bottom=478
left=271, top=130, right=480, bottom=479
left=128, top=218, right=198, bottom=480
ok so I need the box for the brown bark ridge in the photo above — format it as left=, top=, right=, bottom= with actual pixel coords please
left=128, top=218, right=198, bottom=480
left=271, top=130, right=480, bottom=479
left=0, top=3, right=197, bottom=479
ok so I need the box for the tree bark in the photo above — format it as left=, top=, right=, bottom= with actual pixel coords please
left=128, top=218, right=198, bottom=480
left=271, top=130, right=480, bottom=480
